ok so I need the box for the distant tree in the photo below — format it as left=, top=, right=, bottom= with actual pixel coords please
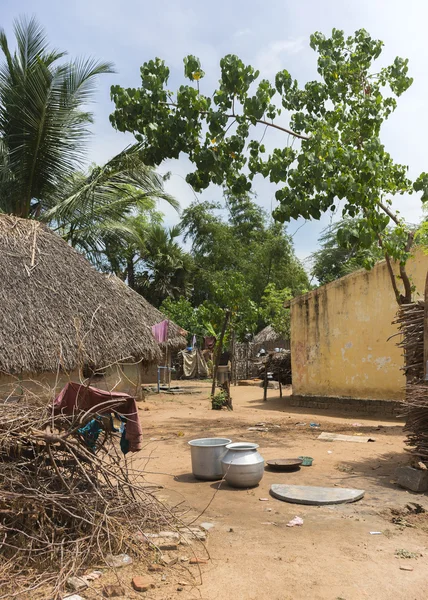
left=260, top=284, right=294, bottom=339
left=310, top=219, right=384, bottom=285
left=133, top=224, right=194, bottom=307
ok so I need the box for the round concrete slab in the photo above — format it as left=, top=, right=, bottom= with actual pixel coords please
left=270, top=484, right=365, bottom=505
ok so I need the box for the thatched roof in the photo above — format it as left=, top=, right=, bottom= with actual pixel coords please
left=0, top=215, right=173, bottom=374
left=105, top=275, right=187, bottom=353
left=253, top=325, right=281, bottom=345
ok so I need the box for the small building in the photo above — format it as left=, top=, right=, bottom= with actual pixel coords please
left=252, top=325, right=290, bottom=353
left=0, top=215, right=185, bottom=399
left=234, top=325, right=290, bottom=381
left=289, top=248, right=428, bottom=414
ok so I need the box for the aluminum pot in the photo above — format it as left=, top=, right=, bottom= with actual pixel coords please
left=188, top=438, right=232, bottom=480
left=221, top=442, right=265, bottom=488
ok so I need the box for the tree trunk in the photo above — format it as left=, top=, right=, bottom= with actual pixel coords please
left=127, top=257, right=136, bottom=289
left=211, top=309, right=231, bottom=397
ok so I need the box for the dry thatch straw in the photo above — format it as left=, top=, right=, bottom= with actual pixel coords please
left=0, top=400, right=180, bottom=599
left=0, top=215, right=185, bottom=375
left=106, top=274, right=187, bottom=354
left=253, top=325, right=282, bottom=345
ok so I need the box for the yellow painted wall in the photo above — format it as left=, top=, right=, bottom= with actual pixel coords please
left=291, top=248, right=428, bottom=401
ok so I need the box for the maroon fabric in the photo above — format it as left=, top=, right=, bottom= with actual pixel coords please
left=54, top=382, right=142, bottom=452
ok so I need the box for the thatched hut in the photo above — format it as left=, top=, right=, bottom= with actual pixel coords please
left=0, top=215, right=185, bottom=398
left=105, top=274, right=187, bottom=382
left=252, top=325, right=290, bottom=353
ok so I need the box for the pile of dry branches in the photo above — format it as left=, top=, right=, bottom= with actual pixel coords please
left=257, top=351, right=292, bottom=385
left=392, top=301, right=424, bottom=384
left=403, top=382, right=428, bottom=460
left=0, top=401, right=177, bottom=599
left=394, top=301, right=428, bottom=463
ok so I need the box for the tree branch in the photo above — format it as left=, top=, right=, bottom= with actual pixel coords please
left=377, top=234, right=401, bottom=304
left=378, top=201, right=400, bottom=225
left=164, top=102, right=310, bottom=141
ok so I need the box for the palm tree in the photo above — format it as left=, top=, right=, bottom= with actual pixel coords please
left=0, top=16, right=114, bottom=217
left=43, top=144, right=179, bottom=261
left=0, top=18, right=180, bottom=268
left=135, top=224, right=193, bottom=306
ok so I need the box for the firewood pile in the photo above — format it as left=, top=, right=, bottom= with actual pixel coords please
left=257, top=351, right=292, bottom=385
left=392, top=301, right=424, bottom=383
left=402, top=382, right=428, bottom=461
left=394, top=301, right=428, bottom=464
left=0, top=401, right=177, bottom=599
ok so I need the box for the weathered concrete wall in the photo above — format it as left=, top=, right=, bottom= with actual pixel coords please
left=290, top=249, right=428, bottom=402
left=0, top=361, right=152, bottom=400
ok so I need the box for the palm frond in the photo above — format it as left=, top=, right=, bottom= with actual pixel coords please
left=0, top=17, right=112, bottom=217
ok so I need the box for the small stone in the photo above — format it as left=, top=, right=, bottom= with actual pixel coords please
left=64, top=596, right=85, bottom=600
left=189, top=558, right=208, bottom=565
left=83, top=570, right=103, bottom=582
left=400, top=565, right=414, bottom=571
left=103, top=584, right=126, bottom=597
left=177, top=587, right=183, bottom=592
left=67, top=576, right=88, bottom=592
left=396, top=466, right=428, bottom=493
left=148, top=564, right=163, bottom=572
left=105, top=553, right=133, bottom=568
left=180, top=556, right=190, bottom=562
left=200, top=522, right=214, bottom=531
left=229, top=528, right=234, bottom=532
left=158, top=541, right=179, bottom=551
left=158, top=531, right=180, bottom=539
left=132, top=576, right=155, bottom=592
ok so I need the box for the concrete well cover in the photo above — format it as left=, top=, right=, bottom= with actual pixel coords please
left=270, top=484, right=365, bottom=505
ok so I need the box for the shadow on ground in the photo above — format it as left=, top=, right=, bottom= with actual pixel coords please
left=246, top=394, right=405, bottom=426
left=331, top=451, right=426, bottom=499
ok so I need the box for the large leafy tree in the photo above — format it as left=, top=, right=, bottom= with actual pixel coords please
left=0, top=16, right=113, bottom=217
left=110, top=28, right=418, bottom=303
left=175, top=195, right=308, bottom=339
left=181, top=196, right=308, bottom=307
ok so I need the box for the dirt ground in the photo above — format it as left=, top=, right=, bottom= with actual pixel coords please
left=118, top=383, right=428, bottom=600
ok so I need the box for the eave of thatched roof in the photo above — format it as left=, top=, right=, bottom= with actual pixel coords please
left=105, top=275, right=187, bottom=353
left=0, top=215, right=164, bottom=374
left=253, top=325, right=281, bottom=345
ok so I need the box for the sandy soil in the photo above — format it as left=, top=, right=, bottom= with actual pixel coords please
left=94, top=382, right=428, bottom=600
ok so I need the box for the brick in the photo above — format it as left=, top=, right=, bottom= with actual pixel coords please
left=396, top=466, right=428, bottom=492
left=189, top=558, right=208, bottom=565
left=132, top=576, right=155, bottom=592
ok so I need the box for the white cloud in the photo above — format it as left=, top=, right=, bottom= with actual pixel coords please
left=256, top=37, right=307, bottom=78
left=234, top=28, right=252, bottom=38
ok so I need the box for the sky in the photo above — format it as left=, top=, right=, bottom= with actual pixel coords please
left=2, top=0, right=428, bottom=264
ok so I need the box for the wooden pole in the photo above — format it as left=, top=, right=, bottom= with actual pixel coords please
left=231, top=330, right=236, bottom=386
left=424, top=271, right=428, bottom=379
left=211, top=309, right=231, bottom=397
left=263, top=361, right=268, bottom=402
